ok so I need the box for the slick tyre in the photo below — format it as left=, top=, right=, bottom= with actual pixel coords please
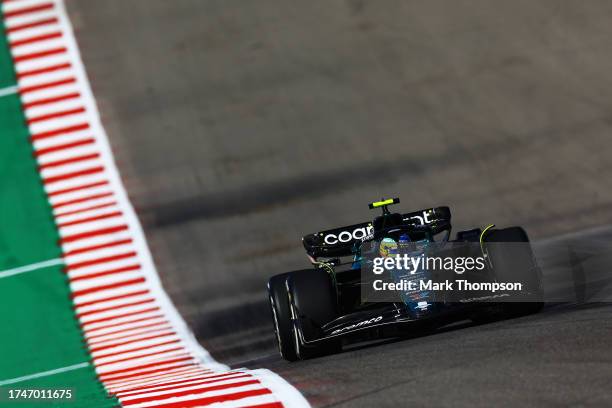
left=474, top=227, right=544, bottom=322
left=268, top=273, right=298, bottom=361
left=287, top=269, right=342, bottom=360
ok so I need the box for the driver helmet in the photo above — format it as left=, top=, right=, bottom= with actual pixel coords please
left=379, top=237, right=398, bottom=257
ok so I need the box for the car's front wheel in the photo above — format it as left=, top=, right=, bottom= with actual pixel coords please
left=268, top=273, right=298, bottom=361
left=287, top=269, right=342, bottom=360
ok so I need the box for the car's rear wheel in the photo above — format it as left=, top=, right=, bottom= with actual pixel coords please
left=472, top=227, right=544, bottom=322
left=287, top=269, right=342, bottom=360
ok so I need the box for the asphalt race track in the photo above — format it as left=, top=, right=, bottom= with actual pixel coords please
left=65, top=1, right=612, bottom=406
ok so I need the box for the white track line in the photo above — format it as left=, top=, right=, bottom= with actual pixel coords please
left=0, top=258, right=64, bottom=279
left=0, top=84, right=18, bottom=97
left=0, top=362, right=89, bottom=386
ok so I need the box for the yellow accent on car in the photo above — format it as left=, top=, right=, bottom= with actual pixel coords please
left=479, top=224, right=496, bottom=254
left=480, top=224, right=495, bottom=242
left=370, top=199, right=395, bottom=208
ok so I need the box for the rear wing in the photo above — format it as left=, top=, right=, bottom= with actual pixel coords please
left=302, top=206, right=451, bottom=258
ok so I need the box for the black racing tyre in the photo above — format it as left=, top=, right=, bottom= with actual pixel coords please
left=287, top=269, right=342, bottom=360
left=268, top=272, right=298, bottom=361
left=472, top=227, right=544, bottom=322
